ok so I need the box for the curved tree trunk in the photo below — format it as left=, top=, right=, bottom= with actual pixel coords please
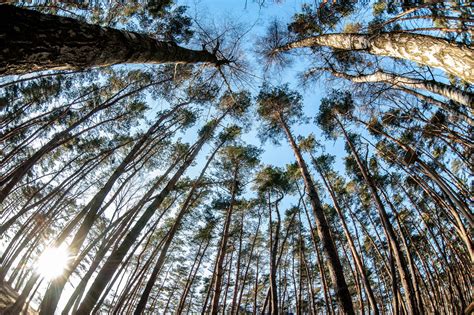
left=276, top=32, right=474, bottom=84
left=0, top=5, right=224, bottom=76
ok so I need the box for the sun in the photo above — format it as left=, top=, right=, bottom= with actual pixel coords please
left=36, top=245, right=70, bottom=280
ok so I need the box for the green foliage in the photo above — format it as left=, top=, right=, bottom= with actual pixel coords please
left=315, top=90, right=354, bottom=139
left=297, top=133, right=320, bottom=153
left=256, top=84, right=305, bottom=144
left=288, top=1, right=357, bottom=38
left=254, top=166, right=291, bottom=196
left=219, top=90, right=253, bottom=120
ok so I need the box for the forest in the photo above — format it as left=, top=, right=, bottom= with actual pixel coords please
left=0, top=0, right=472, bottom=314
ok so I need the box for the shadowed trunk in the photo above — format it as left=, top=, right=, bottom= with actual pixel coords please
left=0, top=5, right=224, bottom=76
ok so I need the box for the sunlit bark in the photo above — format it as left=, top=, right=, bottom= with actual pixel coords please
left=276, top=33, right=474, bottom=84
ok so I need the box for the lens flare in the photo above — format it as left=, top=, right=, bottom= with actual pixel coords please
left=36, top=245, right=70, bottom=280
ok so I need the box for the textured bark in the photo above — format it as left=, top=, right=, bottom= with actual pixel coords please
left=317, top=68, right=474, bottom=107
left=0, top=5, right=224, bottom=76
left=276, top=33, right=474, bottom=84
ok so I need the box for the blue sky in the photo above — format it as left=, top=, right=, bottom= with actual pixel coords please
left=178, top=0, right=348, bottom=173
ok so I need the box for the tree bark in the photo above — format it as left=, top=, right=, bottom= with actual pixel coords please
left=0, top=5, right=225, bottom=76
left=315, top=67, right=474, bottom=107
left=276, top=32, right=474, bottom=84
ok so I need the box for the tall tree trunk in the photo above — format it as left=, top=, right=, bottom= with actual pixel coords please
left=298, top=183, right=333, bottom=315
left=74, top=118, right=219, bottom=314
left=252, top=255, right=260, bottom=315
left=336, top=117, right=418, bottom=314
left=230, top=210, right=245, bottom=315
left=176, top=239, right=210, bottom=314
left=133, top=138, right=225, bottom=314
left=380, top=188, right=425, bottom=314
left=361, top=118, right=474, bottom=260
left=312, top=158, right=380, bottom=315
left=278, top=115, right=354, bottom=314
left=210, top=167, right=239, bottom=315
left=0, top=5, right=224, bottom=76
left=236, top=211, right=261, bottom=311
left=276, top=32, right=474, bottom=84
left=268, top=192, right=281, bottom=315
left=38, top=105, right=186, bottom=315
left=221, top=249, right=235, bottom=314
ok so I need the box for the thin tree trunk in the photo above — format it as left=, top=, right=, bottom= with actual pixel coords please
left=75, top=118, right=219, bottom=314
left=133, top=139, right=225, bottom=314
left=312, top=157, right=379, bottom=315
left=268, top=192, right=281, bottom=315
left=230, top=210, right=245, bottom=315
left=252, top=255, right=260, bottom=315
left=236, top=211, right=261, bottom=311
left=298, top=183, right=333, bottom=315
left=336, top=117, right=418, bottom=314
left=177, top=239, right=210, bottom=314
